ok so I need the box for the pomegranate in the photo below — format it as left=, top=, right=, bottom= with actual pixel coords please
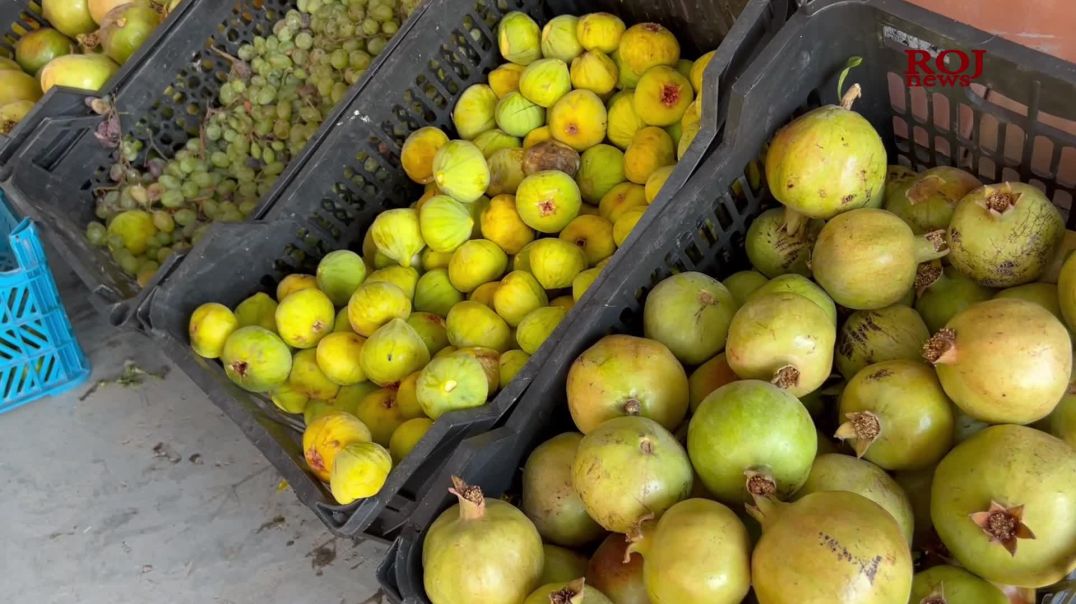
left=642, top=272, right=737, bottom=365
left=923, top=298, right=1071, bottom=424
left=909, top=565, right=1007, bottom=604
left=1057, top=251, right=1076, bottom=332
left=1042, top=366, right=1076, bottom=446
left=765, top=83, right=887, bottom=231
left=521, top=433, right=604, bottom=547
left=812, top=208, right=949, bottom=310
left=566, top=335, right=688, bottom=433
left=722, top=270, right=767, bottom=305
left=749, top=490, right=913, bottom=603
left=726, top=291, right=835, bottom=397
left=836, top=359, right=954, bottom=470
left=43, top=0, right=97, bottom=37
left=915, top=261, right=996, bottom=332
left=687, top=352, right=738, bottom=412
left=893, top=466, right=936, bottom=549
left=749, top=273, right=837, bottom=324
left=540, top=544, right=588, bottom=585
left=39, top=53, right=118, bottom=93
left=571, top=416, right=692, bottom=533
left=835, top=304, right=930, bottom=379
left=886, top=166, right=981, bottom=234
left=1041, top=228, right=1076, bottom=283
left=795, top=453, right=915, bottom=544
left=947, top=182, right=1064, bottom=287
left=423, top=477, right=544, bottom=603
left=14, top=28, right=75, bottom=74
left=930, top=425, right=1076, bottom=587
left=745, top=207, right=822, bottom=278
left=586, top=534, right=650, bottom=604
left=88, top=0, right=129, bottom=24
left=625, top=499, right=751, bottom=603
left=88, top=2, right=162, bottom=64
left=688, top=380, right=816, bottom=503
left=524, top=578, right=613, bottom=604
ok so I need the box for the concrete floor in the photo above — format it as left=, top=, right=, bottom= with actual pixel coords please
left=0, top=262, right=386, bottom=602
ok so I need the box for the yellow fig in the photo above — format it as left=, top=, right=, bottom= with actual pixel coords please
left=570, top=50, right=618, bottom=95
left=473, top=129, right=521, bottom=159
left=516, top=170, right=582, bottom=233
left=303, top=411, right=372, bottom=482
left=370, top=208, right=425, bottom=268
left=415, top=183, right=442, bottom=210
left=414, top=268, right=464, bottom=317
left=452, top=347, right=501, bottom=394
left=355, top=387, right=407, bottom=446
left=577, top=144, right=626, bottom=203
left=276, top=288, right=335, bottom=349
left=559, top=214, right=616, bottom=266
left=493, top=271, right=549, bottom=326
left=419, top=195, right=474, bottom=253
left=488, top=63, right=525, bottom=98
left=289, top=348, right=340, bottom=400
left=401, top=126, right=450, bottom=184
left=498, top=11, right=541, bottom=65
left=519, top=58, right=571, bottom=108
left=645, top=165, right=676, bottom=203
left=469, top=281, right=501, bottom=308
left=316, top=250, right=367, bottom=307
left=690, top=50, right=715, bottom=94
left=523, top=126, right=552, bottom=149
left=234, top=292, right=278, bottom=331
left=619, top=23, right=680, bottom=75
left=446, top=301, right=513, bottom=352
left=333, top=308, right=352, bottom=333
left=406, top=311, right=450, bottom=356
left=541, top=15, right=582, bottom=62
left=573, top=267, right=601, bottom=301
left=548, top=89, right=607, bottom=151
left=270, top=382, right=309, bottom=414
left=452, top=84, right=498, bottom=139
left=516, top=306, right=568, bottom=354
left=487, top=147, right=526, bottom=197
left=329, top=441, right=391, bottom=504
left=599, top=182, right=648, bottom=223
left=448, top=239, right=508, bottom=293
left=189, top=302, right=238, bottom=359
left=527, top=238, right=587, bottom=289
left=499, top=349, right=530, bottom=385
left=576, top=12, right=625, bottom=53
left=221, top=327, right=292, bottom=393
left=366, top=265, right=420, bottom=300
left=359, top=319, right=431, bottom=386
left=389, top=417, right=434, bottom=462
left=395, top=371, right=425, bottom=419
left=495, top=91, right=545, bottom=138
left=333, top=382, right=380, bottom=416
left=417, top=354, right=490, bottom=419
left=276, top=273, right=317, bottom=301
left=634, top=65, right=694, bottom=126
left=316, top=331, right=367, bottom=386
left=550, top=295, right=575, bottom=311
left=613, top=47, right=642, bottom=89
left=606, top=89, right=645, bottom=150
left=613, top=206, right=646, bottom=247
left=624, top=126, right=676, bottom=184
left=347, top=281, right=412, bottom=337
left=422, top=248, right=455, bottom=271
left=432, top=140, right=491, bottom=204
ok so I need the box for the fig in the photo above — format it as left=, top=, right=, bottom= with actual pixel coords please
left=633, top=66, right=693, bottom=127
left=288, top=348, right=340, bottom=401
left=0, top=70, right=42, bottom=105
left=523, top=140, right=581, bottom=177
left=359, top=319, right=430, bottom=386
left=923, top=298, right=1071, bottom=424
left=219, top=325, right=291, bottom=390
left=567, top=334, right=688, bottom=433
left=418, top=195, right=472, bottom=254
left=302, top=400, right=338, bottom=426
left=448, top=239, right=508, bottom=293
left=452, top=347, right=501, bottom=393
left=389, top=417, right=433, bottom=462
left=688, top=380, right=816, bottom=503
left=796, top=453, right=914, bottom=544
left=189, top=302, right=238, bottom=359
left=606, top=90, right=644, bottom=150
left=886, top=166, right=980, bottom=233
left=618, top=23, right=679, bottom=75
left=420, top=246, right=453, bottom=272
left=424, top=477, right=544, bottom=602
left=473, top=129, right=521, bottom=159
left=370, top=208, right=424, bottom=268
left=576, top=144, right=626, bottom=204
left=499, top=349, right=530, bottom=385
left=347, top=281, right=411, bottom=337
left=722, top=270, right=768, bottom=305
left=726, top=292, right=836, bottom=397
left=523, top=125, right=552, bottom=149
left=275, top=288, right=334, bottom=349
left=549, top=89, right=607, bottom=151
left=469, top=281, right=500, bottom=308
left=527, top=238, right=588, bottom=290
left=329, top=441, right=391, bottom=504
left=302, top=411, right=372, bottom=482
left=749, top=490, right=913, bottom=604
left=626, top=498, right=751, bottom=603
left=644, top=165, right=675, bottom=204
left=493, top=270, right=548, bottom=326
left=689, top=50, right=714, bottom=94
left=643, top=271, right=736, bottom=365
left=541, top=15, right=582, bottom=62
left=524, top=579, right=612, bottom=604
left=572, top=267, right=600, bottom=301
left=745, top=207, right=821, bottom=278
left=107, top=210, right=155, bottom=255
left=269, top=383, right=309, bottom=415
left=413, top=269, right=462, bottom=318
left=599, top=182, right=647, bottom=223
left=570, top=50, right=618, bottom=95
left=495, top=91, right=545, bottom=138
left=276, top=273, right=317, bottom=301
left=487, top=148, right=526, bottom=197
left=836, top=359, right=954, bottom=470
left=909, top=565, right=1008, bottom=604
left=813, top=208, right=949, bottom=310
left=688, top=352, right=738, bottom=412
left=452, top=83, right=498, bottom=139
left=38, top=53, right=118, bottom=93
left=560, top=215, right=616, bottom=266
left=611, top=47, right=641, bottom=90
left=353, top=387, right=406, bottom=446
left=516, top=170, right=583, bottom=233
left=931, top=425, right=1076, bottom=587
left=571, top=416, right=692, bottom=532
left=43, top=0, right=96, bottom=37
left=835, top=304, right=930, bottom=379
left=315, top=250, right=367, bottom=307
left=586, top=534, right=648, bottom=604
left=481, top=193, right=535, bottom=254
left=539, top=545, right=588, bottom=585
left=522, top=433, right=604, bottom=547
left=516, top=306, right=567, bottom=354
left=92, top=2, right=161, bottom=64
left=432, top=139, right=491, bottom=204
left=914, top=262, right=995, bottom=332
left=519, top=58, right=571, bottom=108
left=446, top=300, right=512, bottom=352
left=15, top=28, right=74, bottom=74
left=765, top=84, right=886, bottom=225
left=749, top=273, right=838, bottom=325
left=576, top=13, right=624, bottom=53
left=406, top=311, right=449, bottom=356
left=624, top=126, right=675, bottom=185
left=487, top=62, right=523, bottom=98
left=401, top=126, right=449, bottom=184
left=498, top=11, right=541, bottom=65
left=368, top=265, right=420, bottom=298
left=333, top=382, right=380, bottom=416
left=948, top=182, right=1064, bottom=286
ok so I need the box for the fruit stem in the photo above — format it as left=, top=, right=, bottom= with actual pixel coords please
left=840, top=83, right=862, bottom=111
left=834, top=411, right=881, bottom=457
left=448, top=475, right=486, bottom=521
left=782, top=207, right=809, bottom=236
left=623, top=515, right=655, bottom=562
left=915, top=230, right=950, bottom=263
left=550, top=578, right=587, bottom=604
left=745, top=492, right=786, bottom=531
left=923, top=328, right=958, bottom=365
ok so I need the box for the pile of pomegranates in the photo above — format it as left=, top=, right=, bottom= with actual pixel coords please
left=416, top=77, right=1076, bottom=604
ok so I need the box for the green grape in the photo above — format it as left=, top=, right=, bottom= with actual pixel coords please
left=95, top=206, right=110, bottom=220
left=349, top=49, right=371, bottom=70
left=174, top=209, right=197, bottom=226
left=181, top=181, right=200, bottom=199
left=140, top=260, right=160, bottom=274
left=370, top=3, right=393, bottom=21
left=262, top=148, right=277, bottom=164
left=152, top=210, right=175, bottom=233
left=161, top=190, right=185, bottom=208
left=237, top=45, right=254, bottom=61
left=367, top=36, right=387, bottom=55
left=331, top=81, right=347, bottom=104
left=381, top=20, right=398, bottom=35
left=192, top=171, right=213, bottom=189
left=210, top=151, right=229, bottom=168
left=118, top=195, right=136, bottom=211
left=238, top=200, right=258, bottom=216
left=153, top=230, right=173, bottom=246
left=238, top=182, right=259, bottom=198
left=115, top=250, right=140, bottom=275
left=86, top=222, right=107, bottom=246
left=361, top=18, right=379, bottom=35
left=156, top=247, right=173, bottom=263
left=330, top=48, right=349, bottom=70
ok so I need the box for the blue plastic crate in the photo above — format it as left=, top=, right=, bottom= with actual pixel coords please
left=0, top=190, right=90, bottom=414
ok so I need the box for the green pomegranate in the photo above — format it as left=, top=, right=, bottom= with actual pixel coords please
left=885, top=166, right=981, bottom=233
left=745, top=207, right=822, bottom=278
left=893, top=466, right=936, bottom=549
left=642, top=271, right=737, bottom=365
left=947, top=182, right=1064, bottom=287
left=1057, top=251, right=1076, bottom=333
left=931, top=425, right=1076, bottom=587
left=765, top=83, right=887, bottom=229
left=15, top=28, right=74, bottom=74
left=909, top=565, right=1007, bottom=604
left=914, top=261, right=995, bottom=332
left=539, top=545, right=587, bottom=585
left=523, top=579, right=612, bottom=604
left=625, top=498, right=751, bottom=603
left=812, top=208, right=949, bottom=310
left=92, top=2, right=162, bottom=64
left=423, top=477, right=544, bottom=603
left=722, top=270, right=767, bottom=305
left=521, top=433, right=604, bottom=547
left=835, top=304, right=929, bottom=379
left=749, top=490, right=913, bottom=604
left=688, top=380, right=816, bottom=504
left=1042, top=366, right=1076, bottom=447
left=586, top=534, right=648, bottom=604
left=571, top=416, right=692, bottom=533
left=923, top=298, right=1071, bottom=424
left=837, top=359, right=954, bottom=470
left=748, top=273, right=837, bottom=325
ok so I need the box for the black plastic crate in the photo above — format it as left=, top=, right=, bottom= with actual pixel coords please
left=0, top=0, right=194, bottom=166
left=140, top=0, right=791, bottom=541
left=1, top=0, right=424, bottom=327
left=377, top=0, right=1076, bottom=599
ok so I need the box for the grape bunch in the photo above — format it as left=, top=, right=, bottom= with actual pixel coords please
left=85, top=0, right=417, bottom=287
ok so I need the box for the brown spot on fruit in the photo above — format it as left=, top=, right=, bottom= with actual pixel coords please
left=566, top=123, right=578, bottom=135
left=539, top=199, right=556, bottom=216
left=842, top=194, right=854, bottom=204
left=231, top=361, right=249, bottom=377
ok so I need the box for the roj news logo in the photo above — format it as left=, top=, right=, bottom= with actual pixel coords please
left=905, top=49, right=986, bottom=87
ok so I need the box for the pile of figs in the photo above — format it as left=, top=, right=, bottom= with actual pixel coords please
left=186, top=10, right=713, bottom=505
left=417, top=80, right=1076, bottom=602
